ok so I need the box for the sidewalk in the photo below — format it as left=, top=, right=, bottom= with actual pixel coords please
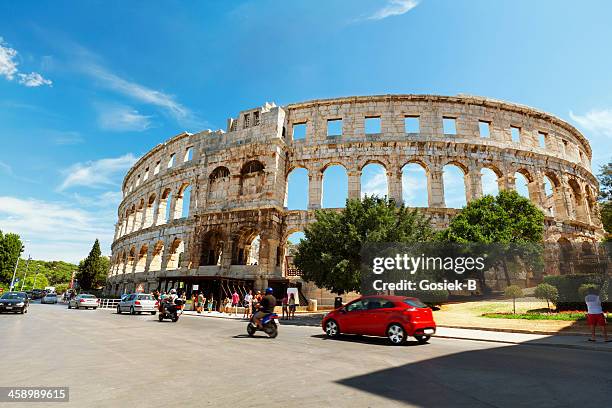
left=436, top=327, right=612, bottom=352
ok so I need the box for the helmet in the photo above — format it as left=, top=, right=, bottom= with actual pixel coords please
left=265, top=287, right=274, bottom=295
left=170, top=288, right=177, bottom=294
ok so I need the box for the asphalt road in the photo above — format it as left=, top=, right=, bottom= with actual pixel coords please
left=0, top=303, right=610, bottom=408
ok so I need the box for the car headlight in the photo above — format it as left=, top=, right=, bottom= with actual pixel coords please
left=16, top=302, right=25, bottom=306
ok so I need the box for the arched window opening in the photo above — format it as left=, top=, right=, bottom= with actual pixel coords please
left=200, top=230, right=224, bottom=266
left=208, top=166, right=231, bottom=202
left=284, top=231, right=305, bottom=277
left=480, top=168, right=499, bottom=197
left=150, top=242, right=164, bottom=271
left=322, top=164, right=348, bottom=208
left=543, top=176, right=555, bottom=216
left=515, top=172, right=530, bottom=199
left=135, top=245, right=148, bottom=273
left=285, top=167, right=309, bottom=210
left=361, top=163, right=388, bottom=199
left=166, top=239, right=184, bottom=270
left=174, top=184, right=191, bottom=219
left=443, top=164, right=467, bottom=208
left=240, top=160, right=265, bottom=195
left=401, top=162, right=428, bottom=207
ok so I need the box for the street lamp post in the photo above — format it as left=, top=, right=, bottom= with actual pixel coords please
left=20, top=255, right=32, bottom=291
left=9, top=245, right=25, bottom=291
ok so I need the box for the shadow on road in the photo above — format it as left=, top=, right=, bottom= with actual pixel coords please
left=310, top=333, right=424, bottom=347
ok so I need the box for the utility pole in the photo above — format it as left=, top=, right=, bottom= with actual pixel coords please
left=32, top=270, right=41, bottom=290
left=9, top=245, right=25, bottom=291
left=20, top=255, right=32, bottom=290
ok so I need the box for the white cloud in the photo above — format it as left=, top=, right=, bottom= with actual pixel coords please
left=18, top=72, right=53, bottom=87
left=570, top=109, right=612, bottom=138
left=361, top=170, right=389, bottom=198
left=49, top=130, right=84, bottom=145
left=59, top=153, right=137, bottom=191
left=0, top=37, right=52, bottom=87
left=96, top=103, right=152, bottom=132
left=367, top=0, right=419, bottom=20
left=401, top=164, right=428, bottom=206
left=0, top=196, right=114, bottom=262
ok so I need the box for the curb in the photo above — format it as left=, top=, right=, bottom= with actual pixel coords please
left=433, top=334, right=612, bottom=353
left=437, top=324, right=587, bottom=336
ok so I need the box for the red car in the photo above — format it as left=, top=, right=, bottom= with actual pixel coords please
left=322, top=295, right=436, bottom=345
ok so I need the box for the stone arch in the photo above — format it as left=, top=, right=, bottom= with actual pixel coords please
left=557, top=237, right=573, bottom=275
left=208, top=166, right=231, bottom=202
left=127, top=204, right=136, bottom=233
left=443, top=163, right=467, bottom=208
left=174, top=182, right=192, bottom=219
left=514, top=172, right=530, bottom=199
left=283, top=231, right=305, bottom=277
left=116, top=250, right=125, bottom=274
left=480, top=167, right=500, bottom=197
left=134, top=198, right=145, bottom=231
left=149, top=241, right=164, bottom=271
left=144, top=193, right=156, bottom=228
left=158, top=188, right=172, bottom=225
left=135, top=244, right=148, bottom=273
left=285, top=167, right=309, bottom=210
left=361, top=162, right=388, bottom=199
left=240, top=160, right=265, bottom=195
left=401, top=161, right=428, bottom=207
left=543, top=172, right=564, bottom=218
left=231, top=228, right=260, bottom=265
left=322, top=163, right=348, bottom=208
left=166, top=238, right=184, bottom=270
left=568, top=178, right=587, bottom=222
left=127, top=246, right=136, bottom=272
left=200, top=229, right=225, bottom=266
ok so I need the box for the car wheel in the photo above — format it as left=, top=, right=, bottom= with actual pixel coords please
left=116, top=306, right=122, bottom=314
left=150, top=311, right=156, bottom=315
left=76, top=304, right=80, bottom=310
left=130, top=306, right=136, bottom=315
left=324, top=319, right=340, bottom=338
left=387, top=324, right=406, bottom=345
left=68, top=303, right=72, bottom=309
left=137, top=311, right=142, bottom=315
left=415, top=335, right=431, bottom=344
left=93, top=307, right=97, bottom=310
left=20, top=307, right=25, bottom=314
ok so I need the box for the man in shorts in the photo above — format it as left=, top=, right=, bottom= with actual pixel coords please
left=585, top=287, right=609, bottom=342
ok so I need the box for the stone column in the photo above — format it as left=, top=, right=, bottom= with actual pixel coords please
left=387, top=170, right=403, bottom=205
left=308, top=171, right=323, bottom=209
left=498, top=173, right=516, bottom=191
left=556, top=178, right=572, bottom=221
left=428, top=166, right=445, bottom=208
left=527, top=172, right=545, bottom=210
left=466, top=169, right=483, bottom=202
left=347, top=170, right=361, bottom=200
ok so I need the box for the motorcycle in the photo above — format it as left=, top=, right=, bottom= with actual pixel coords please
left=158, top=298, right=184, bottom=322
left=247, top=312, right=280, bottom=338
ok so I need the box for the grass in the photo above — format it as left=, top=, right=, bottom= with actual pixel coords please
left=482, top=312, right=612, bottom=322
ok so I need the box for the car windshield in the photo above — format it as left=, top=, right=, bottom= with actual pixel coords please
left=47, top=294, right=57, bottom=297
left=403, top=299, right=427, bottom=308
left=80, top=294, right=96, bottom=299
left=138, top=295, right=153, bottom=300
left=1, top=293, right=26, bottom=300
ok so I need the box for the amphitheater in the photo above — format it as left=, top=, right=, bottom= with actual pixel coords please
left=105, top=94, right=604, bottom=305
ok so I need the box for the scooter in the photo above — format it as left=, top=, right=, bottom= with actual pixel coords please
left=158, top=298, right=184, bottom=322
left=247, top=312, right=280, bottom=338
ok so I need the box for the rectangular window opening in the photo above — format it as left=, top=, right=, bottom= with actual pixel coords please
left=538, top=132, right=547, bottom=148
left=365, top=116, right=381, bottom=134
left=154, top=161, right=161, bottom=175
left=253, top=111, right=260, bottom=126
left=292, top=122, right=306, bottom=140
left=184, top=147, right=193, bottom=162
left=243, top=113, right=251, bottom=129
left=443, top=117, right=457, bottom=135
left=404, top=116, right=420, bottom=133
left=511, top=126, right=521, bottom=143
left=167, top=154, right=175, bottom=169
left=327, top=118, right=342, bottom=137
left=144, top=168, right=149, bottom=181
left=479, top=121, right=490, bottom=138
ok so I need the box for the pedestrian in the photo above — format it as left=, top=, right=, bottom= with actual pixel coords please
left=243, top=290, right=253, bottom=319
left=281, top=294, right=288, bottom=320
left=231, top=290, right=240, bottom=316
left=288, top=292, right=297, bottom=320
left=207, top=295, right=214, bottom=313
left=585, top=287, right=610, bottom=342
left=197, top=292, right=205, bottom=314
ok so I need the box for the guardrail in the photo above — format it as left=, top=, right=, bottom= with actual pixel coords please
left=98, top=299, right=121, bottom=309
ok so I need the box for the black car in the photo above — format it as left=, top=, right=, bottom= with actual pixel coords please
left=0, top=292, right=29, bottom=314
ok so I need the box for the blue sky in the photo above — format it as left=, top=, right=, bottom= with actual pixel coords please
left=1, top=0, right=611, bottom=262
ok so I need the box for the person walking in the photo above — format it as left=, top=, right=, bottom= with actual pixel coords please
left=231, top=290, right=240, bottom=316
left=243, top=290, right=253, bottom=319
left=585, top=287, right=610, bottom=342
left=288, top=292, right=297, bottom=320
left=197, top=292, right=205, bottom=314
left=281, top=294, right=288, bottom=320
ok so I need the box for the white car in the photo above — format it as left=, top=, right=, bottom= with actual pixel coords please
left=41, top=293, right=58, bottom=304
left=68, top=294, right=99, bottom=310
left=117, top=293, right=158, bottom=315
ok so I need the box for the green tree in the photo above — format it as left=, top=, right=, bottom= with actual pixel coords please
left=598, top=161, right=612, bottom=235
left=0, top=231, right=23, bottom=285
left=293, top=196, right=435, bottom=295
left=76, top=240, right=109, bottom=290
left=504, top=285, right=523, bottom=314
left=439, top=190, right=545, bottom=290
left=534, top=283, right=559, bottom=312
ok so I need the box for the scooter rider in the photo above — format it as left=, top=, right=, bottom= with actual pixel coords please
left=253, top=287, right=276, bottom=328
left=160, top=288, right=178, bottom=314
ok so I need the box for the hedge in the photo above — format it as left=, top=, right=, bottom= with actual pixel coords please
left=543, top=274, right=611, bottom=312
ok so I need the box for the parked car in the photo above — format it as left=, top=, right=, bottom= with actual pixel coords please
left=117, top=293, right=158, bottom=315
left=322, top=295, right=436, bottom=345
left=41, top=292, right=58, bottom=304
left=31, top=289, right=47, bottom=299
left=0, top=291, right=29, bottom=314
left=68, top=294, right=99, bottom=310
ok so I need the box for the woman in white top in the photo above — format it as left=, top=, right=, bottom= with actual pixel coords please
left=585, top=288, right=609, bottom=342
left=243, top=290, right=253, bottom=319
